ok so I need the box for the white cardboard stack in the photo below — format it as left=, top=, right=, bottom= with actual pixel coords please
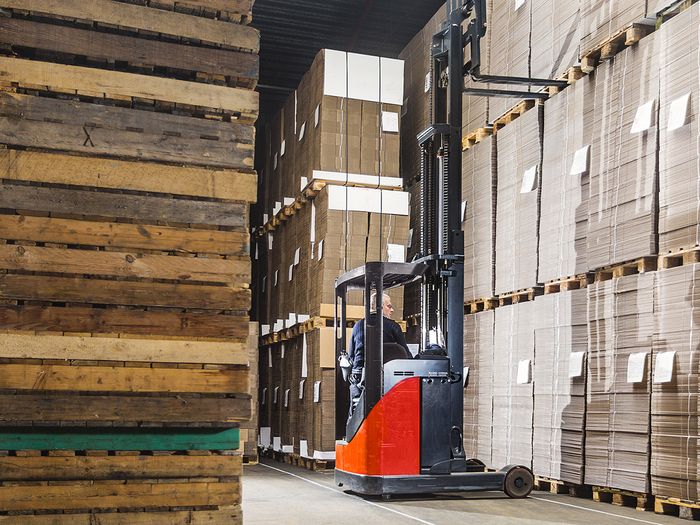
left=533, top=290, right=588, bottom=484
left=495, top=107, right=542, bottom=295
left=492, top=302, right=535, bottom=469
left=657, top=2, right=700, bottom=253
left=586, top=273, right=655, bottom=493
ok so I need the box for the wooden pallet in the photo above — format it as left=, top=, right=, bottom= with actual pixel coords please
left=286, top=453, right=334, bottom=472
left=542, top=66, right=586, bottom=96
left=592, top=486, right=650, bottom=511
left=658, top=246, right=700, bottom=269
left=128, top=0, right=254, bottom=24
left=242, top=453, right=259, bottom=465
left=543, top=274, right=592, bottom=294
left=534, top=476, right=589, bottom=497
left=594, top=257, right=657, bottom=282
left=580, top=23, right=655, bottom=74
left=655, top=495, right=700, bottom=519
left=656, top=0, right=699, bottom=28
left=492, top=99, right=536, bottom=133
left=465, top=297, right=498, bottom=314
left=498, top=287, right=543, bottom=306
left=461, top=127, right=493, bottom=151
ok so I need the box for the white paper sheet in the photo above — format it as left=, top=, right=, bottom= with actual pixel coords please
left=274, top=269, right=278, bottom=287
left=381, top=111, right=399, bottom=133
left=568, top=351, right=585, bottom=378
left=261, top=387, right=267, bottom=405
left=261, top=324, right=270, bottom=336
left=268, top=348, right=272, bottom=368
left=300, top=176, right=308, bottom=191
left=301, top=333, right=308, bottom=378
left=515, top=0, right=526, bottom=9
left=520, top=165, right=538, bottom=193
left=259, top=427, right=271, bottom=448
left=254, top=242, right=259, bottom=260
left=263, top=213, right=269, bottom=223
left=654, top=351, right=676, bottom=383
left=407, top=228, right=413, bottom=248
left=463, top=366, right=470, bottom=387
left=300, top=440, right=309, bottom=458
left=294, top=247, right=300, bottom=266
left=313, top=380, right=322, bottom=403
left=310, top=203, right=316, bottom=244
left=630, top=99, right=656, bottom=133
left=268, top=233, right=273, bottom=251
left=461, top=200, right=467, bottom=222
left=273, top=153, right=278, bottom=170
left=273, top=386, right=279, bottom=404
left=387, top=243, right=405, bottom=263
left=288, top=264, right=293, bottom=282
left=668, top=93, right=691, bottom=131
left=424, top=72, right=431, bottom=93
left=298, top=122, right=306, bottom=141
left=517, top=359, right=531, bottom=384
left=281, top=343, right=285, bottom=359
left=315, top=104, right=320, bottom=127
left=318, top=239, right=324, bottom=260
left=627, top=351, right=648, bottom=383
left=273, top=436, right=281, bottom=451
left=299, top=379, right=306, bottom=399
left=280, top=139, right=286, bottom=157
left=570, top=145, right=590, bottom=175
left=284, top=388, right=290, bottom=407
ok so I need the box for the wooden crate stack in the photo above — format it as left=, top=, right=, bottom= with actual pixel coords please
left=0, top=0, right=258, bottom=522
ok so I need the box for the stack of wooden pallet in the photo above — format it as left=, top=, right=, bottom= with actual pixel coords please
left=255, top=48, right=410, bottom=462
left=0, top=0, right=258, bottom=522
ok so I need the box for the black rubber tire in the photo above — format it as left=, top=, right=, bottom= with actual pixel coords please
left=503, top=466, right=534, bottom=498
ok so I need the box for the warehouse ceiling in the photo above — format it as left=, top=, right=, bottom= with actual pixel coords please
left=252, top=0, right=446, bottom=120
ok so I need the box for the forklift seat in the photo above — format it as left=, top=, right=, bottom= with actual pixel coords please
left=383, top=343, right=412, bottom=364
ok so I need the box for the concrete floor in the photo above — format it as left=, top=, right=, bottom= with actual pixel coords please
left=243, top=460, right=682, bottom=525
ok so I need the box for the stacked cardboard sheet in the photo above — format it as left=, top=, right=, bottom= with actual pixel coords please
left=464, top=311, right=495, bottom=461
left=657, top=2, right=700, bottom=253
left=530, top=0, right=581, bottom=80
left=492, top=302, right=535, bottom=469
left=495, top=107, right=543, bottom=295
left=580, top=0, right=652, bottom=57
left=539, top=78, right=593, bottom=282
left=533, top=290, right=588, bottom=484
left=651, top=264, right=699, bottom=500
left=463, top=136, right=496, bottom=300
left=586, top=273, right=654, bottom=493
left=586, top=34, right=659, bottom=269
left=0, top=0, right=258, bottom=521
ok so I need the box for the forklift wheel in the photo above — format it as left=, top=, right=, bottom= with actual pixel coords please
left=503, top=466, right=534, bottom=498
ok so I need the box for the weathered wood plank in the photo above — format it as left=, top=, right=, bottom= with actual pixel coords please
left=0, top=245, right=250, bottom=285
left=0, top=508, right=242, bottom=525
left=0, top=364, right=249, bottom=394
left=0, top=333, right=249, bottom=365
left=0, top=453, right=242, bottom=480
left=0, top=184, right=249, bottom=227
left=0, top=94, right=255, bottom=170
left=0, top=17, right=258, bottom=83
left=0, top=215, right=249, bottom=255
left=0, top=0, right=259, bottom=51
left=150, top=0, right=253, bottom=17
left=0, top=305, right=249, bottom=339
left=0, top=149, right=256, bottom=202
left=0, top=394, right=251, bottom=424
left=0, top=428, right=240, bottom=450
left=0, top=480, right=239, bottom=511
left=0, top=58, right=258, bottom=116
left=0, top=274, right=251, bottom=310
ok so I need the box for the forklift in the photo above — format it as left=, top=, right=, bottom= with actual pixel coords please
left=333, top=0, right=566, bottom=498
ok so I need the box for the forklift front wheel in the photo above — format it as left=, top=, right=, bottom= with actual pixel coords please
left=503, top=466, right=534, bottom=499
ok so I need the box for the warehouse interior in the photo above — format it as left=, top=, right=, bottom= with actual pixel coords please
left=0, top=0, right=698, bottom=523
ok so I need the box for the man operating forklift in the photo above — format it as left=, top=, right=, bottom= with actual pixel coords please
left=346, top=292, right=410, bottom=419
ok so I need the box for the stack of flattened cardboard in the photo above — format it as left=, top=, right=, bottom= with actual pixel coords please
left=495, top=107, right=543, bottom=295
left=539, top=78, right=593, bottom=283
left=657, top=2, right=700, bottom=253
left=463, top=310, right=495, bottom=460
left=530, top=0, right=581, bottom=80
left=533, top=290, right=588, bottom=484
left=586, top=34, right=659, bottom=270
left=580, top=0, right=652, bottom=58
left=586, top=273, right=654, bottom=493
left=492, top=302, right=535, bottom=469
left=463, top=137, right=497, bottom=301
left=651, top=264, right=699, bottom=500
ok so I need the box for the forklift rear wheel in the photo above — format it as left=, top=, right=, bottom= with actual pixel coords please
left=503, top=466, right=534, bottom=498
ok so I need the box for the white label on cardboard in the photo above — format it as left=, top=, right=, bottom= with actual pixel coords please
left=407, top=228, right=413, bottom=248
left=284, top=197, right=295, bottom=206
left=630, top=99, right=656, bottom=133
left=282, top=445, right=293, bottom=453
left=315, top=104, right=320, bottom=127
left=381, top=111, right=399, bottom=133
left=318, top=239, right=324, bottom=260
left=273, top=436, right=281, bottom=451
left=274, top=319, right=283, bottom=332
left=310, top=203, right=316, bottom=244
left=520, top=165, right=538, bottom=193
left=407, top=344, right=419, bottom=357
left=261, top=324, right=270, bottom=336
left=299, top=122, right=306, bottom=141
left=299, top=379, right=306, bottom=399
left=284, top=388, right=290, bottom=407
left=301, top=333, right=308, bottom=378
left=627, top=351, right=648, bottom=383
left=254, top=242, right=259, bottom=260
left=515, top=0, right=526, bottom=9
left=461, top=200, right=467, bottom=222
left=268, top=348, right=272, bottom=368
left=463, top=366, right=470, bottom=387
left=263, top=213, right=269, bottom=223
left=298, top=314, right=310, bottom=323
left=273, top=153, right=278, bottom=170
left=424, top=72, right=432, bottom=93
left=261, top=387, right=267, bottom=405
left=570, top=145, right=590, bottom=175
left=294, top=247, right=300, bottom=266
left=281, top=343, right=285, bottom=359
left=260, top=427, right=271, bottom=448
left=273, top=202, right=282, bottom=215
left=280, top=139, right=286, bottom=157
left=288, top=264, right=293, bottom=282
left=516, top=359, right=531, bottom=384
left=654, top=351, right=676, bottom=383
left=273, top=386, right=279, bottom=404
left=300, top=176, right=308, bottom=191
left=287, top=313, right=296, bottom=327
left=274, top=269, right=278, bottom=287
left=300, top=440, right=309, bottom=458
left=668, top=93, right=691, bottom=131
left=568, top=351, right=585, bottom=378
left=268, top=233, right=273, bottom=251
left=387, top=243, right=405, bottom=263
left=313, top=381, right=321, bottom=403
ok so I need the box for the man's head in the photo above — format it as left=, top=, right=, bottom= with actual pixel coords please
left=370, top=292, right=394, bottom=319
